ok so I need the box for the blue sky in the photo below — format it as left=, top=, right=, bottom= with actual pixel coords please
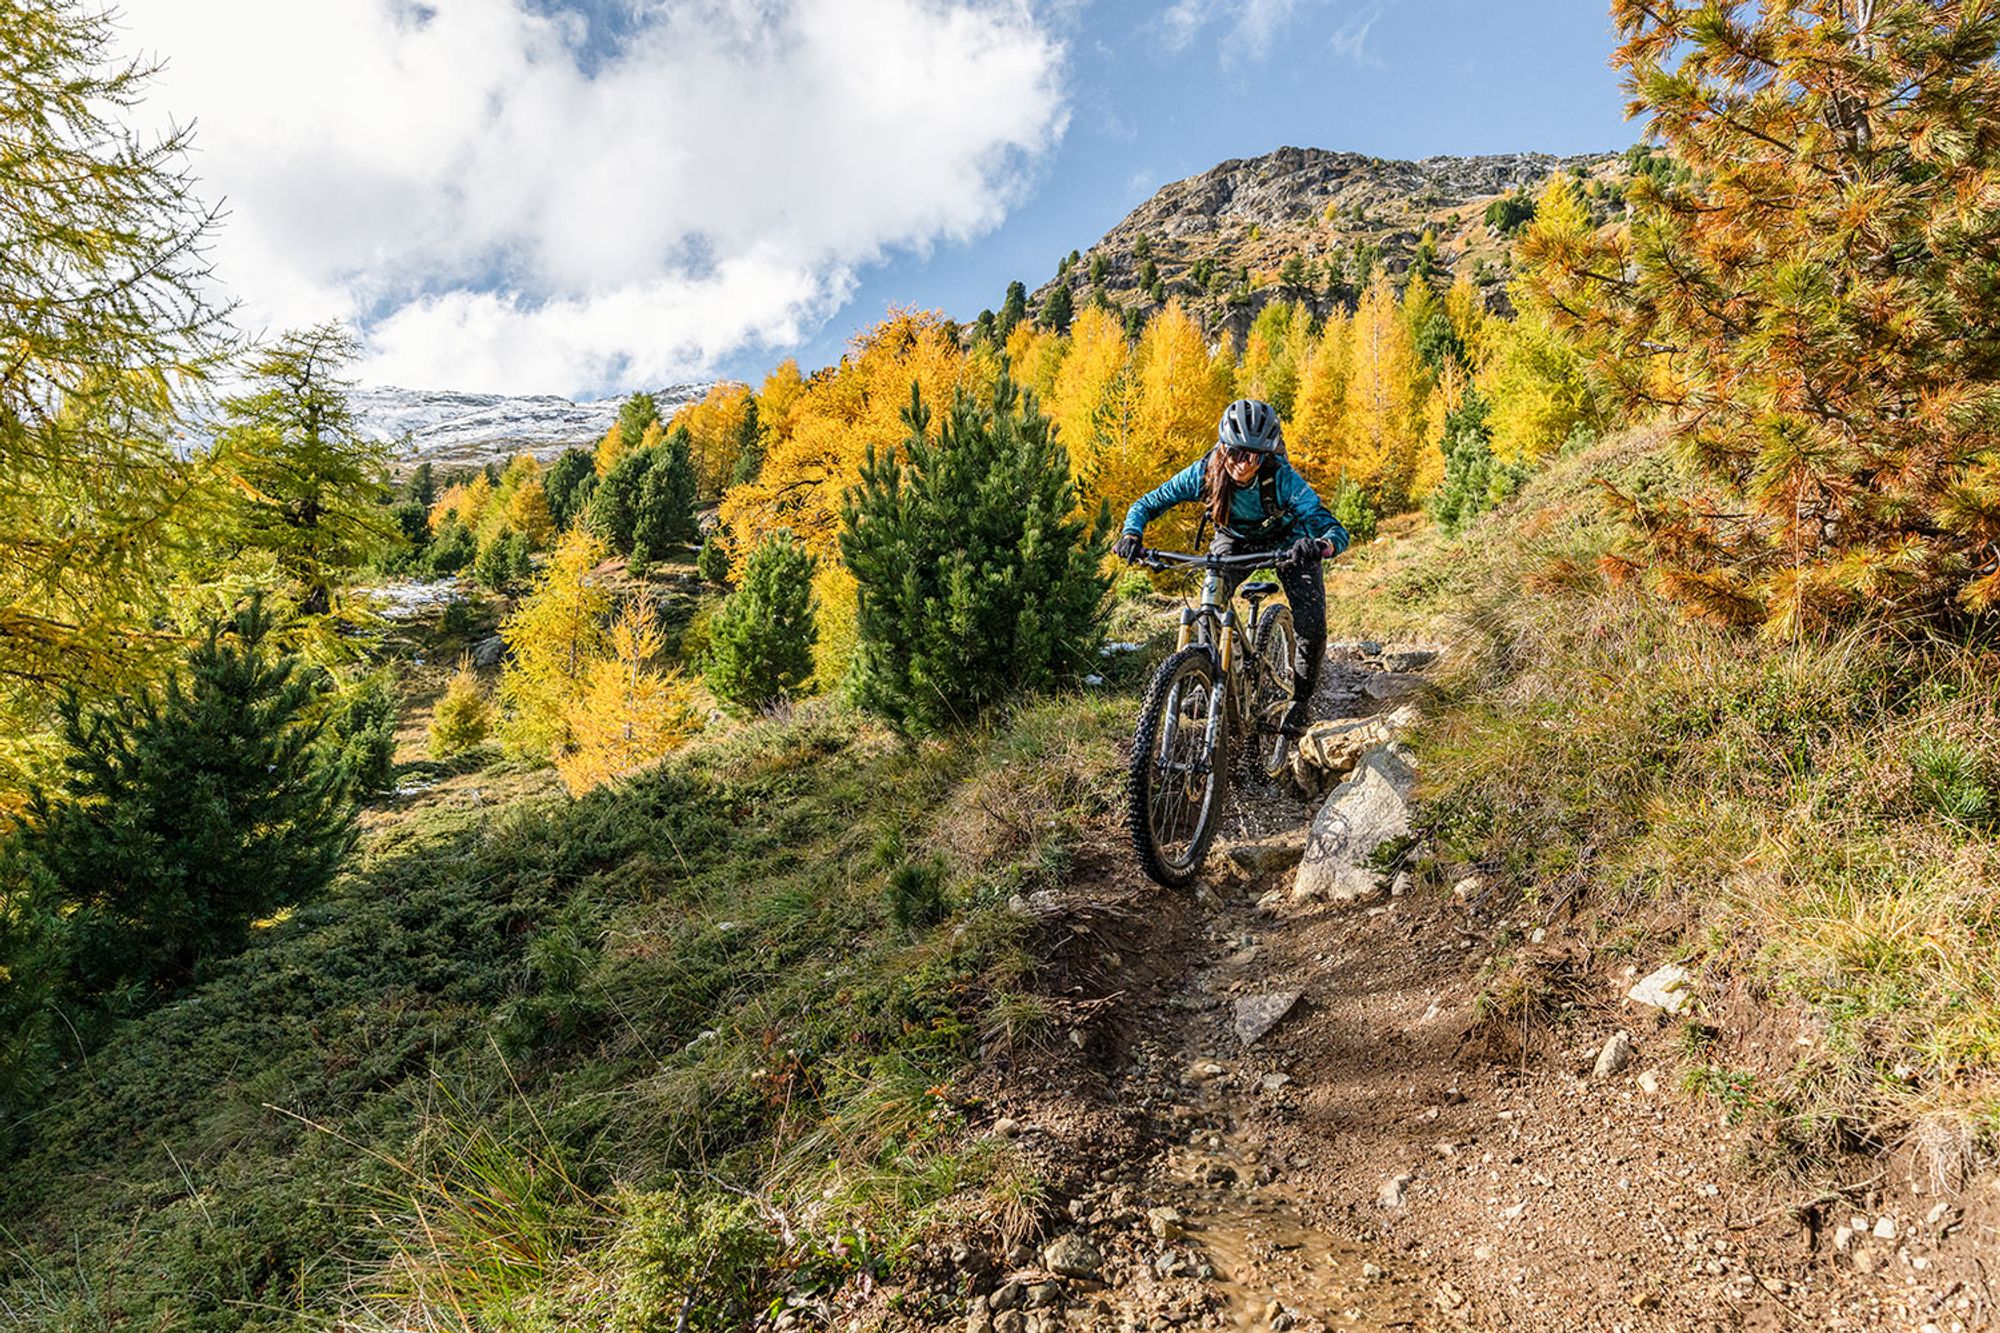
left=121, top=0, right=1635, bottom=397
left=792, top=0, right=1635, bottom=378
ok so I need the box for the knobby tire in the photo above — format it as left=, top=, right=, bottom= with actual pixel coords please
left=1127, top=645, right=1229, bottom=889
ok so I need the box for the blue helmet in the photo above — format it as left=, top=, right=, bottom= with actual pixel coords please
left=1217, top=398, right=1282, bottom=454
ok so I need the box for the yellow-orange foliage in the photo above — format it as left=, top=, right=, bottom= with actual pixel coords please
left=1126, top=299, right=1234, bottom=544
left=757, top=359, right=806, bottom=440
left=1047, top=306, right=1133, bottom=504
left=554, top=599, right=702, bottom=796
left=498, top=529, right=611, bottom=759
left=594, top=424, right=627, bottom=478
left=1343, top=277, right=1429, bottom=508
left=506, top=474, right=554, bottom=547
left=1004, top=322, right=1067, bottom=404
left=428, top=473, right=492, bottom=534
left=1445, top=271, right=1488, bottom=364
left=671, top=381, right=753, bottom=498
left=720, top=309, right=976, bottom=565
left=1287, top=311, right=1352, bottom=484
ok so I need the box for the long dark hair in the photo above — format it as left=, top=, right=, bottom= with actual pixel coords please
left=1204, top=445, right=1235, bottom=528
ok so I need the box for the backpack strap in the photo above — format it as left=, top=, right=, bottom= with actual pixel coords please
left=1259, top=461, right=1283, bottom=526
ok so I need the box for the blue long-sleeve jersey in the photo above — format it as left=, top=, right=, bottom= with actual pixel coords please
left=1122, top=455, right=1350, bottom=553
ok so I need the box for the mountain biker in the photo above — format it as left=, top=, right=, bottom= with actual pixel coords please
left=1112, top=398, right=1347, bottom=737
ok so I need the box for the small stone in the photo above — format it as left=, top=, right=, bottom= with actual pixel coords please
left=1260, top=1072, right=1292, bottom=1093
left=1234, top=991, right=1302, bottom=1046
left=1873, top=1215, right=1897, bottom=1241
left=992, top=1282, right=1025, bottom=1312
left=1189, top=1060, right=1225, bottom=1081
left=1378, top=1172, right=1415, bottom=1208
left=1147, top=1206, right=1186, bottom=1242
left=1833, top=1225, right=1855, bottom=1253
left=1450, top=876, right=1482, bottom=903
left=1042, top=1232, right=1102, bottom=1280
left=1025, top=1281, right=1063, bottom=1309
left=1361, top=1262, right=1385, bottom=1280
left=1759, top=1275, right=1787, bottom=1294
left=1637, top=1069, right=1661, bottom=1095
left=993, top=1312, right=1025, bottom=1333
left=1593, top=1030, right=1634, bottom=1078
left=993, top=1117, right=1021, bottom=1138
left=1433, top=1280, right=1466, bottom=1311
left=1390, top=871, right=1411, bottom=896
left=966, top=1295, right=993, bottom=1333
left=1627, top=962, right=1694, bottom=1014
left=1851, top=1247, right=1879, bottom=1274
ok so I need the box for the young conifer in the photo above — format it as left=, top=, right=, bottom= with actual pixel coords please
left=702, top=531, right=816, bottom=715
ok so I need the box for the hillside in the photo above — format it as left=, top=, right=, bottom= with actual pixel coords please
left=350, top=383, right=710, bottom=474
left=1027, top=146, right=1619, bottom=337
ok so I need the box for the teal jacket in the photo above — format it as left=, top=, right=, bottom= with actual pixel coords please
left=1122, top=456, right=1349, bottom=552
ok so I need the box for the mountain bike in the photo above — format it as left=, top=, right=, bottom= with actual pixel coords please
left=1126, top=548, right=1299, bottom=888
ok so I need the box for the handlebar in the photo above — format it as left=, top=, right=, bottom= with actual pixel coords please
left=1135, top=548, right=1289, bottom=572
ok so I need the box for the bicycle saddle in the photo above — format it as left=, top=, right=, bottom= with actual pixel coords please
left=1240, top=581, right=1280, bottom=602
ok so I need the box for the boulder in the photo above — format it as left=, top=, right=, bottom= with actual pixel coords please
left=1380, top=645, right=1439, bottom=673
left=469, top=633, right=507, bottom=668
left=1362, top=672, right=1426, bottom=703
left=1293, top=746, right=1417, bottom=903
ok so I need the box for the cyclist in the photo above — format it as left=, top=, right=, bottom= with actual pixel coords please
left=1112, top=398, right=1348, bottom=737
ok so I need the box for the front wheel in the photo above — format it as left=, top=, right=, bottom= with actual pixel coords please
left=1128, top=646, right=1229, bottom=888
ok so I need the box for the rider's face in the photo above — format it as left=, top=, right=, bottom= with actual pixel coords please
left=1222, top=447, right=1262, bottom=484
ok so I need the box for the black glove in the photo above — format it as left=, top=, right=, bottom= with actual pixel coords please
left=1113, top=532, right=1144, bottom=563
left=1280, top=536, right=1324, bottom=569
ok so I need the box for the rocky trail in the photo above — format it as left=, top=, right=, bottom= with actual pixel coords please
left=938, top=647, right=2000, bottom=1333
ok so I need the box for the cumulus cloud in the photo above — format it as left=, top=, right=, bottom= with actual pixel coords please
left=116, top=0, right=1068, bottom=394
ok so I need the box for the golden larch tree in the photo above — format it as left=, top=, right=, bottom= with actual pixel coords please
left=1343, top=276, right=1428, bottom=510
left=1288, top=310, right=1354, bottom=488
left=498, top=529, right=611, bottom=759
left=555, top=598, right=701, bottom=796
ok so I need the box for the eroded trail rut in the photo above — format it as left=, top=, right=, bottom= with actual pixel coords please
left=950, top=646, right=2000, bottom=1333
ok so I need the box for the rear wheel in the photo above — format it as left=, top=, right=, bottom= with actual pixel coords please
left=1128, top=646, right=1229, bottom=888
left=1243, top=603, right=1297, bottom=782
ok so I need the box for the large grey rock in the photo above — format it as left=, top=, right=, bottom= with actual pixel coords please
left=1362, top=672, right=1426, bottom=702
left=1380, top=645, right=1439, bottom=673
left=1294, top=746, right=1417, bottom=903
left=1234, top=991, right=1302, bottom=1046
left=469, top=633, right=507, bottom=668
left=1289, top=704, right=1421, bottom=797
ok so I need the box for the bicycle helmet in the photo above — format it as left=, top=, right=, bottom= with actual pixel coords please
left=1217, top=398, right=1282, bottom=454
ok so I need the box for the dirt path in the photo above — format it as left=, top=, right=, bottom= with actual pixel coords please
left=942, top=647, right=1997, bottom=1333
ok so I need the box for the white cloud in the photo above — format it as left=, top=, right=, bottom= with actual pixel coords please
left=115, top=0, right=1068, bottom=394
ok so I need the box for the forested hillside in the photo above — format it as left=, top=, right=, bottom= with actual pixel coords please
left=5, top=1, right=2000, bottom=1330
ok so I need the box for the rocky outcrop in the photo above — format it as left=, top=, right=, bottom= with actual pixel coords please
left=1293, top=744, right=1418, bottom=903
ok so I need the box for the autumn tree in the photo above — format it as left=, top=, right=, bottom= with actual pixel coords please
left=498, top=530, right=611, bottom=759
left=1544, top=1, right=2000, bottom=630
left=1343, top=277, right=1429, bottom=511
left=428, top=659, right=493, bottom=758
left=1288, top=311, right=1354, bottom=484
left=553, top=599, right=701, bottom=797
left=216, top=324, right=396, bottom=615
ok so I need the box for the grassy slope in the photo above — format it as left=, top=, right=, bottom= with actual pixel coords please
left=1326, top=429, right=2000, bottom=1175
left=0, top=607, right=1163, bottom=1332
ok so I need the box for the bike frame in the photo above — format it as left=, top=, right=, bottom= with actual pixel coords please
left=1140, top=548, right=1277, bottom=718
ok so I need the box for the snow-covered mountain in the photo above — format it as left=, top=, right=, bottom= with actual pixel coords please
left=350, top=383, right=710, bottom=472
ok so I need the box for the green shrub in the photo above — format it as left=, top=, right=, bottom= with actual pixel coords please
left=328, top=670, right=400, bottom=795
left=606, top=1187, right=777, bottom=1333
left=1910, top=737, right=1997, bottom=829
left=703, top=531, right=816, bottom=714
left=840, top=377, right=1109, bottom=733
left=886, top=857, right=950, bottom=933
left=428, top=513, right=477, bottom=573
left=1330, top=475, right=1379, bottom=545
left=695, top=529, right=731, bottom=584
left=474, top=526, right=532, bottom=591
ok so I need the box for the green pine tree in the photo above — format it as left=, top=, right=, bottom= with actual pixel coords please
left=631, top=427, right=699, bottom=566
left=839, top=377, right=1110, bottom=733
left=589, top=445, right=657, bottom=553
left=1426, top=389, right=1527, bottom=534
left=8, top=599, right=357, bottom=1001
left=696, top=529, right=732, bottom=584
left=729, top=395, right=764, bottom=487
left=616, top=391, right=660, bottom=451
left=997, top=280, right=1028, bottom=338
left=702, top=531, right=817, bottom=715
left=544, top=447, right=597, bottom=531
left=1041, top=284, right=1074, bottom=336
